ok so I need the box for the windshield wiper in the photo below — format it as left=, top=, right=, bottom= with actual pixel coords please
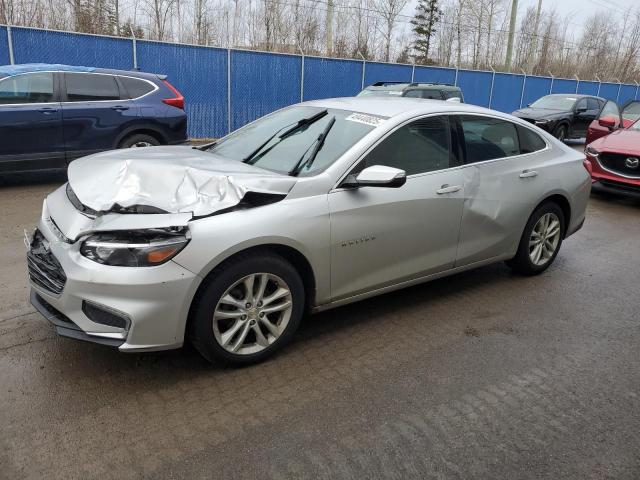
left=289, top=116, right=336, bottom=176
left=242, top=109, right=328, bottom=164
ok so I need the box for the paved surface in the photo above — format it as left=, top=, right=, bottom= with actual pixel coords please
left=1, top=169, right=640, bottom=479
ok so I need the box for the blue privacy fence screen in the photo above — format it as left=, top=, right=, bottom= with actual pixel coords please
left=1, top=25, right=639, bottom=137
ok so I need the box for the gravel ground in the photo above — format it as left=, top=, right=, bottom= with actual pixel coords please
left=1, top=155, right=639, bottom=479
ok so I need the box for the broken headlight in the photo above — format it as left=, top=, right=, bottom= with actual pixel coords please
left=80, top=229, right=189, bottom=267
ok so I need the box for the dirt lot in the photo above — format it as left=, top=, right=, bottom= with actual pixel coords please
left=1, top=170, right=639, bottom=479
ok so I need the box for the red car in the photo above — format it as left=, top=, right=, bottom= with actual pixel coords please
left=585, top=99, right=640, bottom=197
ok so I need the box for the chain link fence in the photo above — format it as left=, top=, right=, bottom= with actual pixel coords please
left=2, top=25, right=640, bottom=138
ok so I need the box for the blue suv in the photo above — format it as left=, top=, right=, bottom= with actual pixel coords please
left=0, top=64, right=188, bottom=173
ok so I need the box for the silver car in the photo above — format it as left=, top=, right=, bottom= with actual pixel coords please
left=27, top=97, right=590, bottom=364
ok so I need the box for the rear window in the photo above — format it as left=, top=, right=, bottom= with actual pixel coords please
left=460, top=115, right=521, bottom=163
left=517, top=125, right=546, bottom=153
left=119, top=76, right=155, bottom=99
left=65, top=73, right=120, bottom=102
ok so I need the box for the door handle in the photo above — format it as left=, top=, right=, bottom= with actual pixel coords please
left=519, top=169, right=538, bottom=178
left=436, top=184, right=462, bottom=194
left=37, top=107, right=58, bottom=114
left=111, top=105, right=129, bottom=111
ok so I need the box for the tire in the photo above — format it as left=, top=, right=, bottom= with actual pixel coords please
left=506, top=202, right=565, bottom=276
left=553, top=124, right=567, bottom=142
left=118, top=133, right=160, bottom=148
left=188, top=251, right=305, bottom=365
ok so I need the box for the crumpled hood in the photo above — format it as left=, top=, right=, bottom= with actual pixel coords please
left=67, top=146, right=298, bottom=217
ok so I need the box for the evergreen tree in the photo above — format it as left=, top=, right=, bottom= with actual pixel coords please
left=411, top=0, right=441, bottom=64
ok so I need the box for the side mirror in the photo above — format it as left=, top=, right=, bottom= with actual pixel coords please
left=598, top=115, right=618, bottom=129
left=446, top=97, right=461, bottom=103
left=342, top=165, right=407, bottom=188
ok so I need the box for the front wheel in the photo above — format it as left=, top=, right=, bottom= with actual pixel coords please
left=506, top=202, right=565, bottom=275
left=188, top=252, right=305, bottom=365
left=553, top=124, right=568, bottom=142
left=119, top=133, right=160, bottom=148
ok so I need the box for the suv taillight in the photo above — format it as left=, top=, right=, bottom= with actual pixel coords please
left=162, top=80, right=184, bottom=110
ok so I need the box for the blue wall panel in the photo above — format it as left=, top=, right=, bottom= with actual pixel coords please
left=304, top=57, right=362, bottom=100
left=231, top=50, right=301, bottom=130
left=491, top=73, right=525, bottom=112
left=457, top=70, right=492, bottom=107
left=551, top=78, right=577, bottom=94
left=577, top=81, right=599, bottom=96
left=522, top=76, right=552, bottom=106
left=618, top=85, right=637, bottom=105
left=0, top=27, right=9, bottom=65
left=11, top=27, right=133, bottom=69
left=364, top=62, right=412, bottom=86
left=137, top=41, right=227, bottom=139
left=413, top=66, right=457, bottom=84
left=599, top=83, right=619, bottom=101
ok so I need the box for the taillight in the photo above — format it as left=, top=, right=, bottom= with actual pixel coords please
left=583, top=158, right=593, bottom=176
left=162, top=80, right=184, bottom=110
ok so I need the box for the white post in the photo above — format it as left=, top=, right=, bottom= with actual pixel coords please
left=454, top=64, right=459, bottom=86
left=635, top=81, right=639, bottom=100
left=357, top=50, right=366, bottom=90
left=488, top=64, right=496, bottom=108
left=595, top=75, right=602, bottom=97
left=227, top=48, right=232, bottom=133
left=6, top=25, right=15, bottom=65
left=129, top=25, right=137, bottom=70
left=297, top=43, right=304, bottom=102
left=614, top=78, right=622, bottom=102
left=548, top=71, right=554, bottom=94
left=574, top=74, right=580, bottom=94
left=519, top=68, right=527, bottom=108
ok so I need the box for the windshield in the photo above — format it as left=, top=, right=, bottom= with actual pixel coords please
left=357, top=89, right=404, bottom=97
left=207, top=106, right=382, bottom=175
left=530, top=95, right=577, bottom=110
left=623, top=102, right=640, bottom=123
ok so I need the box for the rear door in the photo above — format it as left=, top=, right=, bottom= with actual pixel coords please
left=61, top=72, right=139, bottom=161
left=328, top=115, right=466, bottom=300
left=620, top=100, right=640, bottom=128
left=0, top=72, right=65, bottom=172
left=455, top=115, right=549, bottom=266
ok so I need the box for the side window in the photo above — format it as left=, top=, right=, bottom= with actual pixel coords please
left=586, top=98, right=600, bottom=111
left=517, top=125, right=546, bottom=154
left=421, top=89, right=443, bottom=100
left=0, top=72, right=54, bottom=104
left=403, top=90, right=422, bottom=99
left=363, top=116, right=452, bottom=175
left=119, top=77, right=155, bottom=99
left=65, top=73, right=120, bottom=102
left=460, top=115, right=521, bottom=163
left=575, top=98, right=588, bottom=111
left=443, top=90, right=462, bottom=100
left=597, top=100, right=621, bottom=127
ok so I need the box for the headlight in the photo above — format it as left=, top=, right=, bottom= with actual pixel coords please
left=585, top=146, right=600, bottom=159
left=80, top=228, right=189, bottom=267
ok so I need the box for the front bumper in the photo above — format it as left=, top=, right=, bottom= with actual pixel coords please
left=592, top=179, right=640, bottom=199
left=28, top=205, right=201, bottom=352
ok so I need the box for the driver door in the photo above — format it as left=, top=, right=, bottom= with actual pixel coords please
left=587, top=100, right=621, bottom=144
left=572, top=98, right=598, bottom=138
left=328, top=115, right=466, bottom=301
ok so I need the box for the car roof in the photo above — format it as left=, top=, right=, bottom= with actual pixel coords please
left=300, top=96, right=492, bottom=118
left=0, top=63, right=162, bottom=81
left=364, top=82, right=460, bottom=92
left=542, top=93, right=604, bottom=100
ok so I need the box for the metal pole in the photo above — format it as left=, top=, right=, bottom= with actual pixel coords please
left=595, top=75, right=602, bottom=97
left=227, top=48, right=232, bottom=133
left=297, top=43, right=304, bottom=102
left=411, top=63, right=415, bottom=83
left=519, top=68, right=527, bottom=108
left=488, top=64, right=496, bottom=108
left=635, top=81, right=639, bottom=100
left=614, top=78, right=621, bottom=102
left=129, top=25, right=137, bottom=70
left=548, top=71, right=554, bottom=94
left=358, top=50, right=366, bottom=90
left=454, top=63, right=459, bottom=86
left=7, top=25, right=15, bottom=65
left=574, top=75, right=580, bottom=94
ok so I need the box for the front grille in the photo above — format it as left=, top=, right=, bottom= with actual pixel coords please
left=598, top=153, right=640, bottom=178
left=599, top=179, right=640, bottom=194
left=27, top=229, right=67, bottom=295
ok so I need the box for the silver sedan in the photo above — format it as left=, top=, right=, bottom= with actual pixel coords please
left=27, top=97, right=591, bottom=364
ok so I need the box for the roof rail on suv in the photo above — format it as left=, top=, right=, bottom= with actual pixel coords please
left=371, top=81, right=455, bottom=87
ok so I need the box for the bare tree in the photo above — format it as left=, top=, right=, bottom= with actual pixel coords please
left=374, top=0, right=409, bottom=62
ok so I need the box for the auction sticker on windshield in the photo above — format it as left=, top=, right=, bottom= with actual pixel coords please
left=345, top=113, right=386, bottom=127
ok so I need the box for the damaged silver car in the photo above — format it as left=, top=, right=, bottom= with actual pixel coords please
left=28, top=97, right=591, bottom=364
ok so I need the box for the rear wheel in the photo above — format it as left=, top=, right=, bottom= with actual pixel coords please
left=119, top=133, right=160, bottom=148
left=553, top=124, right=567, bottom=142
left=188, top=252, right=305, bottom=365
left=507, top=202, right=565, bottom=275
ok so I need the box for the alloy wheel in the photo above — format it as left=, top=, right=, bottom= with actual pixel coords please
left=130, top=141, right=153, bottom=148
left=212, top=273, right=293, bottom=355
left=529, top=212, right=561, bottom=266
